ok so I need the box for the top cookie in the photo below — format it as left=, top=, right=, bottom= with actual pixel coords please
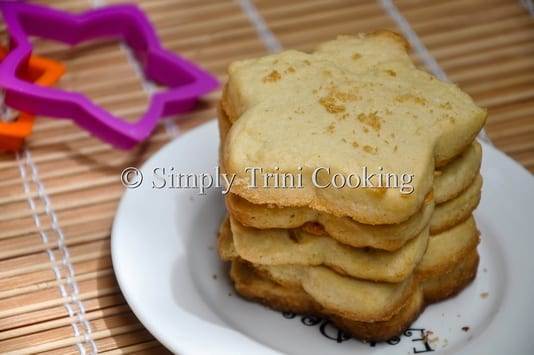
left=222, top=31, right=486, bottom=224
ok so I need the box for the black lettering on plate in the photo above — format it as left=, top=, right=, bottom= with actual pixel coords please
left=319, top=321, right=351, bottom=343
left=280, top=314, right=434, bottom=352
left=405, top=328, right=434, bottom=353
left=301, top=315, right=322, bottom=326
left=282, top=312, right=296, bottom=319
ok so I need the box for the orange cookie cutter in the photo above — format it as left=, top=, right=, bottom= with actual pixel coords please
left=0, top=47, right=65, bottom=151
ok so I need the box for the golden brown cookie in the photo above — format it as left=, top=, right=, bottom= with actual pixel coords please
left=228, top=217, right=428, bottom=282
left=418, top=216, right=479, bottom=278
left=420, top=249, right=479, bottom=303
left=230, top=259, right=425, bottom=342
left=220, top=216, right=479, bottom=341
left=226, top=191, right=433, bottom=251
left=221, top=105, right=481, bottom=250
left=430, top=175, right=482, bottom=234
left=218, top=220, right=416, bottom=322
left=222, top=31, right=486, bottom=224
left=434, top=142, right=482, bottom=204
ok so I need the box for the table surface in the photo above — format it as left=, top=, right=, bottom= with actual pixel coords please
left=0, top=0, right=533, bottom=354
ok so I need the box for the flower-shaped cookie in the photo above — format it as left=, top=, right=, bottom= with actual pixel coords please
left=0, top=47, right=65, bottom=151
left=221, top=31, right=486, bottom=224
left=0, top=2, right=218, bottom=149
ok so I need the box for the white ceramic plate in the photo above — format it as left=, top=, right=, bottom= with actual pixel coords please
left=112, top=121, right=534, bottom=355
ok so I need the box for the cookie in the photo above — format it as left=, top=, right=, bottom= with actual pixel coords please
left=222, top=216, right=480, bottom=341
left=221, top=31, right=486, bottom=224
left=228, top=216, right=429, bottom=282
left=430, top=175, right=482, bottom=235
left=434, top=141, right=482, bottom=204
left=420, top=249, right=479, bottom=303
left=220, top=106, right=480, bottom=209
left=221, top=108, right=480, bottom=250
left=225, top=187, right=433, bottom=251
left=230, top=259, right=425, bottom=342
left=218, top=220, right=416, bottom=322
left=417, top=216, right=480, bottom=279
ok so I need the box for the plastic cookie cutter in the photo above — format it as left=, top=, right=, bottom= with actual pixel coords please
left=0, top=2, right=219, bottom=149
left=0, top=46, right=65, bottom=151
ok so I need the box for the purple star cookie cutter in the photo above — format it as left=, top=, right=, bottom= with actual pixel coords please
left=0, top=2, right=219, bottom=149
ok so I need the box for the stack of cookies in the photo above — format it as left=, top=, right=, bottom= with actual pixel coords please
left=217, top=31, right=486, bottom=341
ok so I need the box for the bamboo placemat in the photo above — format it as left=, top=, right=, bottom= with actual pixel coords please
left=0, top=0, right=532, bottom=354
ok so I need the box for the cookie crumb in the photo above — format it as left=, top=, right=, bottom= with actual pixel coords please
left=357, top=112, right=382, bottom=131
left=329, top=88, right=359, bottom=103
left=480, top=292, right=489, bottom=299
left=395, top=94, right=427, bottom=106
left=326, top=123, right=336, bottom=133
left=440, top=101, right=452, bottom=109
left=363, top=145, right=377, bottom=154
left=319, top=96, right=345, bottom=113
left=263, top=70, right=281, bottom=83
left=423, top=330, right=434, bottom=343
left=462, top=326, right=470, bottom=332
left=426, top=332, right=439, bottom=344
